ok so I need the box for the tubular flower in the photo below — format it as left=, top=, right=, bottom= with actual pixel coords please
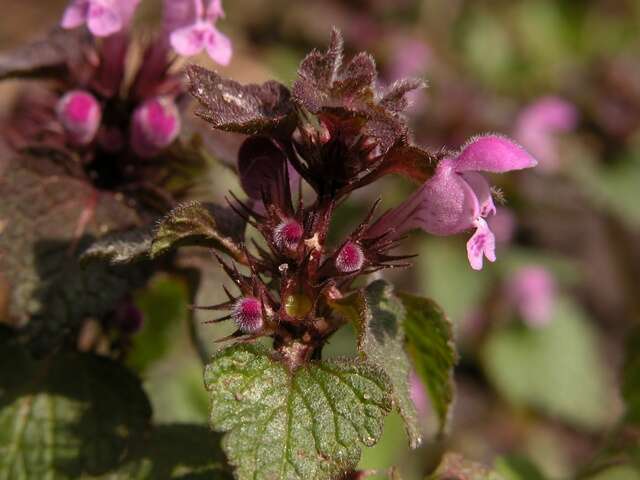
left=369, top=135, right=537, bottom=270
left=164, top=0, right=232, bottom=65
left=61, top=0, right=141, bottom=37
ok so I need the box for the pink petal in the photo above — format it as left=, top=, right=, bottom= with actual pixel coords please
left=162, top=0, right=201, bottom=33
left=61, top=0, right=89, bottom=29
left=170, top=23, right=206, bottom=56
left=412, top=159, right=479, bottom=235
left=460, top=171, right=496, bottom=218
left=87, top=2, right=123, bottom=37
left=454, top=134, right=537, bottom=173
left=204, top=27, right=232, bottom=65
left=466, top=218, right=496, bottom=271
left=206, top=0, right=225, bottom=20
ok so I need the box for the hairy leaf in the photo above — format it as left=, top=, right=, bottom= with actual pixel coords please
left=0, top=154, right=149, bottom=349
left=0, top=28, right=89, bottom=80
left=380, top=78, right=427, bottom=114
left=333, top=280, right=422, bottom=449
left=150, top=201, right=246, bottom=262
left=399, top=292, right=457, bottom=434
left=429, top=453, right=503, bottom=480
left=204, top=344, right=393, bottom=480
left=81, top=226, right=153, bottom=265
left=188, top=65, right=294, bottom=135
left=0, top=341, right=151, bottom=479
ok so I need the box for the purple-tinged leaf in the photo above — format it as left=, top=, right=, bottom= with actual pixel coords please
left=187, top=65, right=294, bottom=135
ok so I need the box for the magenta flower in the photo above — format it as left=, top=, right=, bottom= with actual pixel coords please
left=56, top=90, right=102, bottom=146
left=232, top=297, right=264, bottom=334
left=61, top=0, right=141, bottom=37
left=164, top=0, right=232, bottom=65
left=130, top=97, right=181, bottom=158
left=369, top=135, right=537, bottom=270
left=515, top=96, right=578, bottom=172
left=506, top=266, right=556, bottom=328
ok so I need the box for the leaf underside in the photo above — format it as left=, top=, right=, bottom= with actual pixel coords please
left=399, top=292, right=457, bottom=434
left=204, top=344, right=393, bottom=480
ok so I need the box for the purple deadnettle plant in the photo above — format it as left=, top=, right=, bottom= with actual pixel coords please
left=0, top=12, right=539, bottom=477
left=136, top=29, right=537, bottom=479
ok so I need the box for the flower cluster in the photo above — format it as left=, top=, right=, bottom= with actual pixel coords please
left=5, top=0, right=232, bottom=212
left=186, top=30, right=536, bottom=359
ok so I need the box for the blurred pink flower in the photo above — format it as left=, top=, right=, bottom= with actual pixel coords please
left=369, top=135, right=537, bottom=270
left=515, top=96, right=578, bottom=172
left=487, top=207, right=516, bottom=245
left=164, top=0, right=232, bottom=65
left=56, top=90, right=102, bottom=146
left=130, top=97, right=181, bottom=158
left=409, top=371, right=429, bottom=419
left=61, top=0, right=141, bottom=37
left=506, top=266, right=557, bottom=328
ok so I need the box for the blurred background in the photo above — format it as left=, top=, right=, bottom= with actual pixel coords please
left=2, top=1, right=640, bottom=479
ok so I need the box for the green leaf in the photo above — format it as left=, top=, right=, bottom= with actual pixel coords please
left=429, top=453, right=504, bottom=480
left=482, top=297, right=611, bottom=429
left=399, top=292, right=457, bottom=434
left=622, top=328, right=640, bottom=424
left=494, top=455, right=546, bottom=480
left=81, top=227, right=153, bottom=265
left=84, top=424, right=232, bottom=480
left=150, top=201, right=245, bottom=262
left=0, top=342, right=151, bottom=479
left=334, top=280, right=421, bottom=448
left=204, top=344, right=393, bottom=480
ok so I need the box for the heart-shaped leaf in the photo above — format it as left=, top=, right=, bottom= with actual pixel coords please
left=399, top=292, right=457, bottom=434
left=333, top=280, right=422, bottom=448
left=204, top=344, right=393, bottom=480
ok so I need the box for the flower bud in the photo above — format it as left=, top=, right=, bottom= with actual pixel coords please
left=335, top=241, right=365, bottom=273
left=130, top=97, right=181, bottom=158
left=274, top=219, right=303, bottom=251
left=56, top=90, right=102, bottom=146
left=232, top=297, right=264, bottom=334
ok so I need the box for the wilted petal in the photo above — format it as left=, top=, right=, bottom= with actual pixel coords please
left=87, top=1, right=123, bottom=37
left=61, top=0, right=89, bottom=29
left=204, top=27, right=232, bottom=65
left=170, top=23, right=206, bottom=56
left=454, top=134, right=537, bottom=173
left=466, top=218, right=496, bottom=271
left=460, top=171, right=495, bottom=218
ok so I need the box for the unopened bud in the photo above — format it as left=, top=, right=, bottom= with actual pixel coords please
left=274, top=219, right=303, bottom=251
left=232, top=297, right=264, bottom=334
left=56, top=90, right=102, bottom=145
left=130, top=96, right=180, bottom=158
left=335, top=241, right=365, bottom=273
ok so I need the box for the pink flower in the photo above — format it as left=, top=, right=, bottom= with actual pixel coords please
left=506, top=266, right=556, bottom=328
left=164, top=0, right=232, bottom=65
left=130, top=97, right=181, bottom=158
left=61, top=0, right=141, bottom=37
left=56, top=90, right=102, bottom=146
left=515, top=96, right=578, bottom=172
left=369, top=135, right=537, bottom=270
